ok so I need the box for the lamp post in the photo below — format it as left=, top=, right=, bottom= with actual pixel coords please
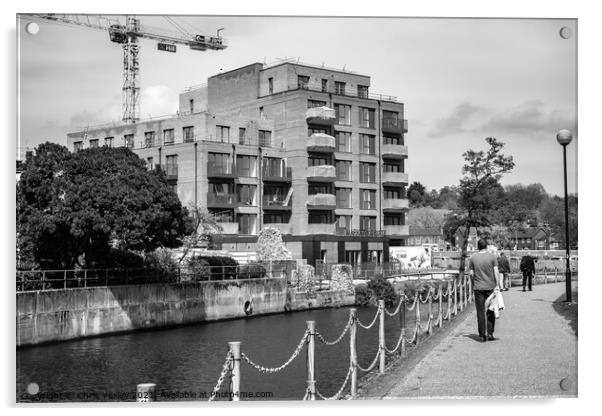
left=556, top=129, right=573, bottom=302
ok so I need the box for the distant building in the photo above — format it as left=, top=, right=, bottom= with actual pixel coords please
left=509, top=227, right=553, bottom=250
left=454, top=226, right=478, bottom=251
left=67, top=61, right=410, bottom=266
left=407, top=227, right=445, bottom=249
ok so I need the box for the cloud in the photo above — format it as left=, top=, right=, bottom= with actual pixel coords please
left=428, top=102, right=480, bottom=138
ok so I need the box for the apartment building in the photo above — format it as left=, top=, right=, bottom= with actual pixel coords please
left=67, top=61, right=409, bottom=266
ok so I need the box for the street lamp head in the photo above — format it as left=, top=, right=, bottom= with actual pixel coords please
left=556, top=129, right=573, bottom=146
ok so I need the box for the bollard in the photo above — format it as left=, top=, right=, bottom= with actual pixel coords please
left=427, top=289, right=433, bottom=335
left=229, top=341, right=241, bottom=401
left=555, top=266, right=558, bottom=283
left=459, top=275, right=464, bottom=311
left=378, top=300, right=386, bottom=374
left=544, top=267, right=548, bottom=284
left=306, top=321, right=316, bottom=400
left=453, top=278, right=458, bottom=316
left=136, top=383, right=156, bottom=402
left=400, top=296, right=406, bottom=356
left=350, top=309, right=358, bottom=398
left=415, top=293, right=421, bottom=345
left=438, top=282, right=443, bottom=328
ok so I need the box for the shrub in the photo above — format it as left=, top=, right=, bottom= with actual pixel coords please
left=257, top=227, right=292, bottom=261
left=355, top=284, right=372, bottom=306
left=238, top=263, right=267, bottom=279
left=144, top=248, right=179, bottom=283
left=330, top=264, right=354, bottom=294
left=366, top=275, right=399, bottom=308
left=186, top=255, right=238, bottom=280
left=295, top=264, right=317, bottom=297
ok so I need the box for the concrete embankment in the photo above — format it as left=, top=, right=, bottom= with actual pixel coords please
left=16, top=278, right=355, bottom=347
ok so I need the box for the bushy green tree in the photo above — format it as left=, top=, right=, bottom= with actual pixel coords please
left=17, top=142, right=190, bottom=269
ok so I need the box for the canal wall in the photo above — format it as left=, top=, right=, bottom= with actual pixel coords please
left=16, top=279, right=355, bottom=347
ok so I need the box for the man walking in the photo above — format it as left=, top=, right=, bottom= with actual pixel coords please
left=498, top=252, right=511, bottom=291
left=468, top=238, right=501, bottom=342
left=520, top=252, right=535, bottom=291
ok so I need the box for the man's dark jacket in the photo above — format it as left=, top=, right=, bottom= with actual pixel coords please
left=498, top=256, right=511, bottom=274
left=520, top=255, right=535, bottom=273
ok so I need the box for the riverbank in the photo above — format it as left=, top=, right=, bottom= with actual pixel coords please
left=16, top=278, right=355, bottom=347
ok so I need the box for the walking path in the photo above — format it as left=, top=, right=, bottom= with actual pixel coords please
left=378, top=282, right=577, bottom=398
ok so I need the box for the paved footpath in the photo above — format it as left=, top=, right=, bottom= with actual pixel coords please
left=381, top=282, right=577, bottom=399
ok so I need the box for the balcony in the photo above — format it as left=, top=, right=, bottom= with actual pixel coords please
left=305, top=223, right=336, bottom=235
left=262, top=223, right=292, bottom=235
left=263, top=167, right=292, bottom=182
left=307, top=193, right=336, bottom=210
left=305, top=106, right=336, bottom=125
left=307, top=133, right=336, bottom=152
left=382, top=171, right=409, bottom=185
left=207, top=193, right=237, bottom=208
left=217, top=222, right=239, bottom=234
left=384, top=224, right=410, bottom=236
left=337, top=229, right=386, bottom=237
left=306, top=165, right=337, bottom=182
left=263, top=195, right=292, bottom=210
left=382, top=117, right=408, bottom=134
left=207, top=162, right=234, bottom=178
left=381, top=144, right=408, bottom=159
left=382, top=198, right=410, bottom=212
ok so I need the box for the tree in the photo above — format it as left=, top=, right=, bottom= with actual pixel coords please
left=407, top=181, right=426, bottom=207
left=256, top=227, right=292, bottom=261
left=408, top=206, right=448, bottom=229
left=177, top=207, right=223, bottom=264
left=455, top=138, right=515, bottom=278
left=17, top=142, right=190, bottom=269
left=480, top=225, right=512, bottom=249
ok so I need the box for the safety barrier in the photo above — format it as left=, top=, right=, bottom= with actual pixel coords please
left=202, top=273, right=474, bottom=401
left=506, top=265, right=579, bottom=288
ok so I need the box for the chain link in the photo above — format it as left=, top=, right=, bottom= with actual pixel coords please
left=315, top=316, right=353, bottom=345
left=357, top=305, right=381, bottom=329
left=384, top=298, right=403, bottom=317
left=241, top=330, right=308, bottom=374
left=419, top=287, right=432, bottom=304
left=406, top=294, right=419, bottom=311
left=315, top=365, right=353, bottom=400
left=208, top=351, right=233, bottom=402
left=408, top=325, right=419, bottom=344
left=384, top=329, right=405, bottom=354
left=357, top=348, right=381, bottom=372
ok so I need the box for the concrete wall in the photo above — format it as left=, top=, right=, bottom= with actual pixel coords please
left=16, top=279, right=355, bottom=347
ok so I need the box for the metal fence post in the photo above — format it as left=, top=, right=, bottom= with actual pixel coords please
left=84, top=269, right=87, bottom=288
left=427, top=289, right=433, bottom=335
left=453, top=278, right=458, bottom=316
left=400, top=295, right=406, bottom=356
left=64, top=270, right=67, bottom=289
left=544, top=266, right=548, bottom=284
left=555, top=266, right=558, bottom=283
left=229, top=341, right=241, bottom=401
left=378, top=300, right=385, bottom=374
left=136, top=383, right=156, bottom=402
left=438, top=282, right=443, bottom=328
left=306, top=321, right=316, bottom=400
left=350, top=309, right=358, bottom=398
left=447, top=280, right=452, bottom=322
left=415, top=293, right=421, bottom=345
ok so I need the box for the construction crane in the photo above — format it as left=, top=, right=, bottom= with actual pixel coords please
left=28, top=14, right=227, bottom=124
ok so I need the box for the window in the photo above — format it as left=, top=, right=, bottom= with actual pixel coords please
left=360, top=134, right=376, bottom=155
left=308, top=99, right=327, bottom=108
left=335, top=81, right=346, bottom=95
left=336, top=160, right=352, bottom=181
left=236, top=155, right=257, bottom=177
left=335, top=131, right=351, bottom=152
left=258, top=130, right=272, bottom=147
left=237, top=184, right=257, bottom=205
left=383, top=161, right=401, bottom=172
left=163, top=129, right=175, bottom=146
left=336, top=188, right=352, bottom=208
left=238, top=214, right=257, bottom=235
left=264, top=213, right=288, bottom=224
left=334, top=104, right=351, bottom=125
left=208, top=152, right=231, bottom=174
left=189, top=99, right=194, bottom=114
left=264, top=184, right=289, bottom=205
left=165, top=155, right=178, bottom=177
left=360, top=216, right=376, bottom=231
left=146, top=157, right=154, bottom=170
left=358, top=85, right=369, bottom=99
left=124, top=134, right=134, bottom=149
left=216, top=125, right=230, bottom=141
left=298, top=75, right=310, bottom=89
left=268, top=77, right=273, bottom=94
left=359, top=107, right=375, bottom=128
left=74, top=141, right=83, bottom=152
left=89, top=139, right=99, bottom=148
left=383, top=135, right=401, bottom=145
left=183, top=126, right=194, bottom=143
left=144, top=131, right=156, bottom=148
left=239, top=128, right=247, bottom=145
left=263, top=157, right=286, bottom=178
left=360, top=162, right=376, bottom=183
left=308, top=126, right=328, bottom=135
left=384, top=187, right=404, bottom=199
left=382, top=110, right=400, bottom=129
left=308, top=183, right=332, bottom=195
left=308, top=211, right=332, bottom=224
left=361, top=189, right=376, bottom=209
left=336, top=215, right=352, bottom=232
left=104, top=137, right=114, bottom=147
left=308, top=155, right=330, bottom=167
left=321, top=79, right=328, bottom=92
left=384, top=214, right=404, bottom=226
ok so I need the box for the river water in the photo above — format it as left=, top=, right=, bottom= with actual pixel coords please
left=17, top=302, right=444, bottom=402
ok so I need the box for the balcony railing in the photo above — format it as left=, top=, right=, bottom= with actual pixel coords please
left=381, top=144, right=408, bottom=159
left=307, top=133, right=336, bottom=152
left=262, top=166, right=292, bottom=181
left=384, top=224, right=410, bottom=236
left=207, top=193, right=237, bottom=206
left=263, top=195, right=292, bottom=208
left=305, top=106, right=336, bottom=125
left=382, top=171, right=409, bottom=185
left=336, top=229, right=387, bottom=237
left=306, top=165, right=337, bottom=181
left=307, top=193, right=336, bottom=209
left=382, top=198, right=410, bottom=211
left=207, top=162, right=234, bottom=177
left=217, top=222, right=239, bottom=234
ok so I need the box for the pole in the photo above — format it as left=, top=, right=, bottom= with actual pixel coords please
left=453, top=278, right=458, bottom=316
left=306, top=321, right=316, bottom=400
left=562, top=144, right=572, bottom=302
left=229, top=341, right=241, bottom=401
left=415, top=293, right=421, bottom=345
left=350, top=309, right=358, bottom=398
left=447, top=279, right=452, bottom=322
left=427, top=289, right=433, bottom=335
left=438, top=282, right=443, bottom=328
left=459, top=274, right=464, bottom=311
left=378, top=300, right=385, bottom=374
left=136, top=383, right=156, bottom=402
left=400, top=296, right=406, bottom=355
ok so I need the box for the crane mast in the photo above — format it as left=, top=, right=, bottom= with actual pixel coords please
left=29, top=14, right=227, bottom=124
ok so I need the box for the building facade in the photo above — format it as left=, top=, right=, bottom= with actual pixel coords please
left=67, top=61, right=410, bottom=266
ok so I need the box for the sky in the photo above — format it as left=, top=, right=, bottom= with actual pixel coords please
left=17, top=15, right=578, bottom=196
